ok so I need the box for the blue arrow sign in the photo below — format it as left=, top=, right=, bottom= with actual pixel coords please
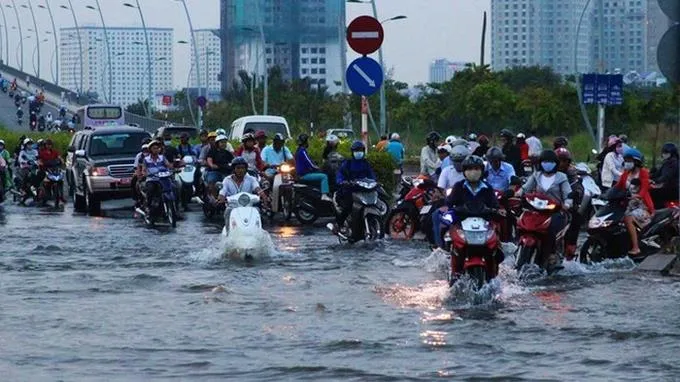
left=346, top=57, right=383, bottom=97
left=582, top=73, right=596, bottom=105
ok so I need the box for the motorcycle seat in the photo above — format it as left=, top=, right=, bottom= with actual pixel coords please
left=650, top=208, right=673, bottom=224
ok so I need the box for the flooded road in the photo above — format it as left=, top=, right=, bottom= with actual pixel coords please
left=1, top=202, right=679, bottom=381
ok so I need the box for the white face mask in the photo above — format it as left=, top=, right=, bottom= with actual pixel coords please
left=623, top=162, right=634, bottom=170
left=353, top=151, right=365, bottom=160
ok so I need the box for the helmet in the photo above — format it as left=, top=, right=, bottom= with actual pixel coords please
left=555, top=147, right=572, bottom=161
left=426, top=131, right=441, bottom=144
left=450, top=145, right=470, bottom=161
left=326, top=134, right=339, bottom=144
left=0, top=139, right=5, bottom=146
left=273, top=133, right=285, bottom=142
left=254, top=130, right=266, bottom=139
left=539, top=149, right=559, bottom=164
left=618, top=134, right=628, bottom=143
left=468, top=133, right=477, bottom=141
left=37, top=139, right=44, bottom=145
left=516, top=133, right=526, bottom=140
left=215, top=128, right=226, bottom=136
left=485, top=146, right=505, bottom=161
left=499, top=129, right=514, bottom=139
left=662, top=142, right=678, bottom=157
left=445, top=135, right=456, bottom=146
left=207, top=132, right=217, bottom=139
left=461, top=155, right=485, bottom=171
left=437, top=144, right=452, bottom=154
left=351, top=140, right=366, bottom=151
left=297, top=134, right=309, bottom=146
left=623, top=147, right=644, bottom=163
left=451, top=138, right=469, bottom=148
left=149, top=140, right=163, bottom=148
left=141, top=143, right=150, bottom=150
left=241, top=133, right=255, bottom=143
left=390, top=133, right=400, bottom=140
left=142, top=137, right=152, bottom=145
left=553, top=136, right=569, bottom=149
left=216, top=135, right=229, bottom=143
left=477, top=134, right=489, bottom=145
left=231, top=156, right=248, bottom=168
left=607, top=136, right=622, bottom=148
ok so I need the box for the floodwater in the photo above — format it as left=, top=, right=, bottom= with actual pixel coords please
left=1, top=202, right=679, bottom=381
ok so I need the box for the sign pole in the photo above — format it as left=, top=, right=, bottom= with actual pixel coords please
left=596, top=104, right=605, bottom=152
left=361, top=96, right=368, bottom=148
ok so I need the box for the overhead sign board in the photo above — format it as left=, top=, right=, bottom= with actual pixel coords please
left=581, top=74, right=624, bottom=105
left=346, top=16, right=384, bottom=55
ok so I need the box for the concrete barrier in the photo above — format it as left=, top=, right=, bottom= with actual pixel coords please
left=637, top=253, right=680, bottom=275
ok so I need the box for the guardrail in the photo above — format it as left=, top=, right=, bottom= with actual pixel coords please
left=0, top=63, right=185, bottom=134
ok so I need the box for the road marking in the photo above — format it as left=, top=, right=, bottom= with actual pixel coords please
left=352, top=64, right=376, bottom=87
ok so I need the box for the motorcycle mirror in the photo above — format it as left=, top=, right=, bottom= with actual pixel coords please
left=75, top=149, right=86, bottom=158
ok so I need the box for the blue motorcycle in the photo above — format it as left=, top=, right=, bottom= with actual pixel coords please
left=142, top=170, right=178, bottom=228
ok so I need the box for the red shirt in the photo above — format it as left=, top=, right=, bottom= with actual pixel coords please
left=234, top=145, right=265, bottom=171
left=518, top=143, right=529, bottom=161
left=38, top=148, right=60, bottom=162
left=615, top=168, right=654, bottom=213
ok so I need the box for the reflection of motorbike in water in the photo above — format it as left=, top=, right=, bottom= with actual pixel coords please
left=221, top=192, right=273, bottom=261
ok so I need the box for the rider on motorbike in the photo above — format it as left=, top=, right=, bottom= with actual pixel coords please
left=651, top=143, right=679, bottom=209
left=499, top=129, right=522, bottom=175
left=295, top=134, right=332, bottom=202
left=615, top=148, right=654, bottom=257
left=18, top=138, right=39, bottom=204
left=472, top=134, right=489, bottom=157
left=420, top=132, right=441, bottom=178
left=446, top=155, right=503, bottom=278
left=132, top=138, right=152, bottom=208
left=45, top=112, right=53, bottom=125
left=438, top=145, right=469, bottom=190
left=139, top=140, right=174, bottom=213
left=217, top=157, right=267, bottom=232
left=206, top=135, right=235, bottom=195
left=484, top=146, right=516, bottom=192
left=59, top=105, right=67, bottom=118
left=177, top=132, right=196, bottom=158
left=331, top=141, right=376, bottom=235
left=16, top=107, right=23, bottom=121
left=235, top=133, right=265, bottom=173
left=36, top=139, right=64, bottom=204
left=556, top=147, right=585, bottom=258
left=516, top=149, right=573, bottom=269
left=262, top=133, right=294, bottom=174
left=0, top=139, right=11, bottom=192
left=254, top=130, right=267, bottom=149
left=199, top=132, right=217, bottom=166
left=434, top=144, right=451, bottom=182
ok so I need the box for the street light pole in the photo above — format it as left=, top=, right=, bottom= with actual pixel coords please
left=23, top=1, right=40, bottom=78
left=61, top=1, right=83, bottom=93
left=38, top=1, right=58, bottom=85
left=254, top=0, right=268, bottom=115
left=0, top=5, right=9, bottom=65
left=8, top=1, right=23, bottom=71
left=175, top=0, right=201, bottom=127
left=573, top=0, right=596, bottom=148
left=87, top=2, right=112, bottom=103
left=124, top=1, right=152, bottom=117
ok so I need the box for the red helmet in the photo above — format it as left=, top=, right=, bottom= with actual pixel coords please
left=555, top=147, right=572, bottom=161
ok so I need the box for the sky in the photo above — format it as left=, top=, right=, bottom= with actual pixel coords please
left=3, top=0, right=491, bottom=88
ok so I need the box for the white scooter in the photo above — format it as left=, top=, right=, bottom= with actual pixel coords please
left=176, top=155, right=197, bottom=209
left=221, top=192, right=272, bottom=261
left=575, top=162, right=603, bottom=220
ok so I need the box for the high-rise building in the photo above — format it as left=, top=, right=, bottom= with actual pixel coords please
left=491, top=0, right=591, bottom=74
left=429, top=59, right=469, bottom=83
left=188, top=29, right=222, bottom=99
left=59, top=26, right=173, bottom=107
left=220, top=0, right=345, bottom=95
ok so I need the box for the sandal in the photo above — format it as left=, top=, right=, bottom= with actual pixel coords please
left=627, top=250, right=642, bottom=257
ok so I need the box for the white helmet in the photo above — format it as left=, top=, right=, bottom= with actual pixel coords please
left=23, top=138, right=33, bottom=146
left=516, top=132, right=526, bottom=139
left=215, top=128, right=226, bottom=136
left=437, top=144, right=452, bottom=154
left=215, top=134, right=229, bottom=143
left=468, top=133, right=477, bottom=141
left=445, top=135, right=457, bottom=146
left=0, top=139, right=5, bottom=146
left=390, top=133, right=400, bottom=140
left=450, top=145, right=471, bottom=161
left=141, top=143, right=150, bottom=150
left=325, top=134, right=339, bottom=144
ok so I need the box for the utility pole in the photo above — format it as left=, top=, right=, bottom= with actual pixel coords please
left=596, top=0, right=606, bottom=152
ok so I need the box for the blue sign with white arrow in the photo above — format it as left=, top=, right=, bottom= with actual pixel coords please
left=346, top=57, right=383, bottom=97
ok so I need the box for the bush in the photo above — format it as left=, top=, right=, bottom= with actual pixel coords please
left=0, top=126, right=72, bottom=158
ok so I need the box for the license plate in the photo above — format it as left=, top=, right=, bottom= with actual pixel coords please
left=420, top=205, right=431, bottom=215
left=119, top=178, right=131, bottom=185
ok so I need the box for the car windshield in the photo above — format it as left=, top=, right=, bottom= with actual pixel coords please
left=89, top=133, right=149, bottom=156
left=243, top=122, right=287, bottom=137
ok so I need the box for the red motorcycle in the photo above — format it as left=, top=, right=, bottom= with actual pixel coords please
left=515, top=193, right=570, bottom=273
left=385, top=175, right=437, bottom=239
left=494, top=189, right=522, bottom=242
left=449, top=206, right=502, bottom=288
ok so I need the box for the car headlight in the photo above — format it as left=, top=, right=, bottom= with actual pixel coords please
left=238, top=194, right=251, bottom=207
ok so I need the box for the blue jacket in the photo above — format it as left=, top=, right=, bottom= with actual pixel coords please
left=337, top=158, right=375, bottom=184
left=295, top=146, right=318, bottom=177
left=385, top=140, right=404, bottom=166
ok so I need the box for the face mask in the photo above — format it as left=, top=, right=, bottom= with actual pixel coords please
left=464, top=169, right=482, bottom=182
left=615, top=146, right=623, bottom=155
left=624, top=162, right=634, bottom=170
left=662, top=153, right=670, bottom=160
left=541, top=161, right=556, bottom=172
left=353, top=151, right=365, bottom=160
left=164, top=140, right=172, bottom=146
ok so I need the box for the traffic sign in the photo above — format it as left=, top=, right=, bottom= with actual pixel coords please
left=196, top=96, right=207, bottom=108
left=162, top=95, right=172, bottom=106
left=582, top=73, right=596, bottom=104
left=596, top=74, right=609, bottom=104
left=609, top=74, right=623, bottom=105
left=346, top=57, right=384, bottom=97
left=657, top=24, right=680, bottom=84
left=581, top=73, right=624, bottom=105
left=346, top=16, right=384, bottom=55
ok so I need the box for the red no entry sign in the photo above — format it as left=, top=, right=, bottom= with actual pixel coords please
left=346, top=16, right=384, bottom=55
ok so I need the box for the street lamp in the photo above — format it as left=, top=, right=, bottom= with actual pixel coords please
left=7, top=2, right=23, bottom=71
left=60, top=1, right=83, bottom=93
left=242, top=25, right=268, bottom=115
left=21, top=1, right=40, bottom=78
left=16, top=35, right=30, bottom=69
left=123, top=1, right=152, bottom=117
left=573, top=0, right=596, bottom=148
left=32, top=37, right=48, bottom=75
left=37, top=1, right=58, bottom=84
left=174, top=0, right=201, bottom=99
left=0, top=5, right=8, bottom=65
left=86, top=2, right=112, bottom=103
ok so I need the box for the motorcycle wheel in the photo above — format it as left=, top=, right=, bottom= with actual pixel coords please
left=578, top=237, right=606, bottom=264
left=295, top=208, right=318, bottom=225
left=386, top=209, right=417, bottom=239
left=467, top=266, right=487, bottom=291
left=516, top=245, right=536, bottom=270
left=202, top=201, right=215, bottom=219
left=367, top=215, right=383, bottom=240
left=165, top=201, right=177, bottom=228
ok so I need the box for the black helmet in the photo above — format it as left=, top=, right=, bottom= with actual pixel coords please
left=461, top=155, right=484, bottom=171
left=297, top=133, right=309, bottom=146
left=273, top=133, right=285, bottom=142
left=539, top=149, right=559, bottom=164
left=499, top=129, right=514, bottom=139
left=351, top=140, right=366, bottom=151
left=661, top=142, right=678, bottom=157
left=486, top=146, right=504, bottom=161
left=426, top=131, right=441, bottom=144
left=231, top=156, right=248, bottom=168
left=553, top=136, right=569, bottom=149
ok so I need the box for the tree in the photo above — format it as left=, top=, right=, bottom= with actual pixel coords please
left=516, top=87, right=567, bottom=132
left=464, top=81, right=516, bottom=131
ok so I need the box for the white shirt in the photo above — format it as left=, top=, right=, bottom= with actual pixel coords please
left=438, top=166, right=465, bottom=190
left=420, top=146, right=440, bottom=176
left=526, top=136, right=543, bottom=158
left=539, top=174, right=555, bottom=191
left=601, top=151, right=623, bottom=187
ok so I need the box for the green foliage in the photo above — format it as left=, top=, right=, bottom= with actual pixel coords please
left=0, top=127, right=72, bottom=158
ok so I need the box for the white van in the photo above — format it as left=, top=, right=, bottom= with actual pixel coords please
left=228, top=115, right=291, bottom=141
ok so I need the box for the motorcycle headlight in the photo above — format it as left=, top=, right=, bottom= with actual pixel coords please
left=280, top=164, right=292, bottom=173
left=463, top=230, right=487, bottom=245
left=588, top=218, right=613, bottom=229
left=238, top=194, right=251, bottom=207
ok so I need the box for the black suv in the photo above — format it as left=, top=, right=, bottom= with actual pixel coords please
left=65, top=126, right=150, bottom=215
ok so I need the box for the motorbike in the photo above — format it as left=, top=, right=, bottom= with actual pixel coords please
left=198, top=167, right=228, bottom=219
left=326, top=178, right=389, bottom=244
left=449, top=206, right=503, bottom=289
left=287, top=174, right=337, bottom=225
left=29, top=119, right=37, bottom=131
left=515, top=193, right=571, bottom=274
left=38, top=167, right=64, bottom=208
left=263, top=163, right=295, bottom=220
left=137, top=171, right=178, bottom=228
left=385, top=175, right=437, bottom=239
left=0, top=157, right=7, bottom=204
left=221, top=192, right=265, bottom=261
left=17, top=117, right=23, bottom=126
left=495, top=189, right=522, bottom=243
left=579, top=188, right=680, bottom=263
left=37, top=119, right=46, bottom=132
left=176, top=155, right=197, bottom=210
left=574, top=162, right=602, bottom=222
